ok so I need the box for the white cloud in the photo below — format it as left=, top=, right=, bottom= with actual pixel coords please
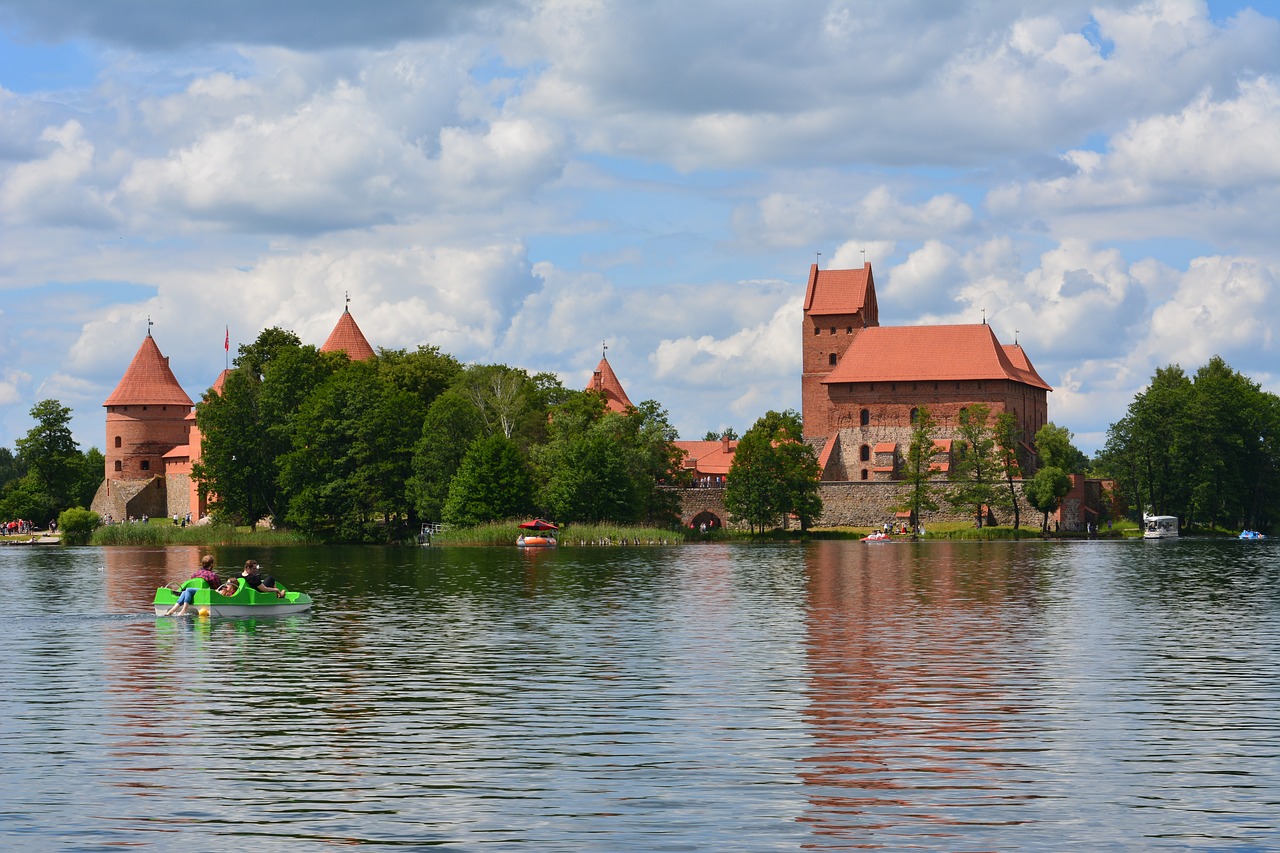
left=0, top=121, right=117, bottom=227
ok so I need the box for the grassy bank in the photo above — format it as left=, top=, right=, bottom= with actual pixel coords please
left=91, top=522, right=314, bottom=547
left=431, top=521, right=688, bottom=546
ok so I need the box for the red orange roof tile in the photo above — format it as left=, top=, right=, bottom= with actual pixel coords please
left=320, top=308, right=375, bottom=361
left=586, top=355, right=634, bottom=413
left=821, top=324, right=1052, bottom=390
left=673, top=439, right=737, bottom=475
left=803, top=263, right=878, bottom=320
left=103, top=335, right=194, bottom=407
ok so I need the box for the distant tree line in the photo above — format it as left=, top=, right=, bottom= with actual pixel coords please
left=1093, top=356, right=1280, bottom=531
left=0, top=400, right=103, bottom=525
left=192, top=329, right=691, bottom=541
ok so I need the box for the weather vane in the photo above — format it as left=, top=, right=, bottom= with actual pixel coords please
left=147, top=315, right=154, bottom=336
left=860, top=248, right=867, bottom=265
left=602, top=340, right=608, bottom=358
left=815, top=251, right=821, bottom=268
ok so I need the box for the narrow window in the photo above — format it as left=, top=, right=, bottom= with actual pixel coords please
left=141, top=460, right=150, bottom=471
left=828, top=353, right=837, bottom=366
left=114, top=460, right=122, bottom=472
left=860, top=444, right=870, bottom=462
left=861, top=469, right=869, bottom=480
left=830, top=326, right=836, bottom=335
left=114, top=436, right=122, bottom=448
left=846, top=326, right=853, bottom=334
left=859, top=408, right=870, bottom=426
left=814, top=326, right=820, bottom=335
left=910, top=407, right=919, bottom=424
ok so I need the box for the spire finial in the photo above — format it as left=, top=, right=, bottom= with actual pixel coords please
left=344, top=291, right=350, bottom=313
left=602, top=340, right=608, bottom=359
left=860, top=248, right=867, bottom=266
left=147, top=316, right=154, bottom=337
left=1014, top=328, right=1019, bottom=345
left=815, top=251, right=821, bottom=269
left=981, top=307, right=987, bottom=326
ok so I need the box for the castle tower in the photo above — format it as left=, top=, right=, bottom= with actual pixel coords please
left=103, top=333, right=194, bottom=480
left=92, top=332, right=193, bottom=521
left=320, top=306, right=375, bottom=361
left=586, top=352, right=635, bottom=413
left=801, top=262, right=879, bottom=439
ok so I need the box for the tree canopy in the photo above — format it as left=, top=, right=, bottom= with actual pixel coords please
left=724, top=409, right=821, bottom=533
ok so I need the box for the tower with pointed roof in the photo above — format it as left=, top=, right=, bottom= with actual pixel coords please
left=320, top=305, right=375, bottom=361
left=586, top=349, right=634, bottom=413
left=801, top=262, right=1050, bottom=484
left=92, top=332, right=195, bottom=521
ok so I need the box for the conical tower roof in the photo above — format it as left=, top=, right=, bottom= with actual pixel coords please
left=586, top=355, right=634, bottom=413
left=103, top=335, right=194, bottom=407
left=320, top=308, right=375, bottom=361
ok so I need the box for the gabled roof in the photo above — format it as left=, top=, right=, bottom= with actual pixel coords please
left=586, top=355, right=634, bottom=413
left=821, top=324, right=1052, bottom=391
left=803, top=263, right=878, bottom=323
left=103, top=335, right=194, bottom=407
left=320, top=308, right=375, bottom=361
left=674, top=439, right=737, bottom=476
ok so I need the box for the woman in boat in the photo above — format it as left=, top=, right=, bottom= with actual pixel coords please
left=241, top=560, right=286, bottom=599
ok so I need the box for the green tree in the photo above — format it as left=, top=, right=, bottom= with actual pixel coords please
left=894, top=405, right=940, bottom=534
left=947, top=404, right=1000, bottom=526
left=1026, top=466, right=1071, bottom=533
left=15, top=400, right=81, bottom=516
left=408, top=388, right=486, bottom=522
left=193, top=367, right=272, bottom=527
left=443, top=434, right=535, bottom=527
left=74, top=448, right=105, bottom=509
left=235, top=326, right=303, bottom=379
left=278, top=360, right=423, bottom=541
left=0, top=447, right=24, bottom=491
left=724, top=410, right=822, bottom=533
left=702, top=427, right=739, bottom=441
left=992, top=411, right=1023, bottom=530
left=1035, top=422, right=1087, bottom=473
left=375, top=345, right=462, bottom=412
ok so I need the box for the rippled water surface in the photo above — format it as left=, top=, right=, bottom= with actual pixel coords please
left=1, top=538, right=1278, bottom=850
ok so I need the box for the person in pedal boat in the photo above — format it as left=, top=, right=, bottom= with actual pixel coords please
left=162, top=555, right=221, bottom=616
left=241, top=559, right=286, bottom=598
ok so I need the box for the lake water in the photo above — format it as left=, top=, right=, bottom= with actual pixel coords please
left=1, top=537, right=1277, bottom=850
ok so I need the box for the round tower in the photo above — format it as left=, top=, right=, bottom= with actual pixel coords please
left=102, top=334, right=194, bottom=480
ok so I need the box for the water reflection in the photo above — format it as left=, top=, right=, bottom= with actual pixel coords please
left=0, top=540, right=1277, bottom=849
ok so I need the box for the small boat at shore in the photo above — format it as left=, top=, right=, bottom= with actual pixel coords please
left=1239, top=529, right=1268, bottom=540
left=1143, top=514, right=1179, bottom=539
left=862, top=531, right=890, bottom=541
left=517, top=518, right=559, bottom=547
left=153, top=578, right=313, bottom=617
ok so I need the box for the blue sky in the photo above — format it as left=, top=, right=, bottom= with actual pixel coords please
left=1, top=0, right=1278, bottom=456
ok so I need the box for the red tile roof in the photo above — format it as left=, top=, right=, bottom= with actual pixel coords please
left=803, top=263, right=878, bottom=319
left=674, top=439, right=737, bottom=475
left=320, top=309, right=375, bottom=361
left=822, top=324, right=1052, bottom=390
left=873, top=442, right=897, bottom=453
left=103, top=335, right=194, bottom=407
left=586, top=355, right=634, bottom=413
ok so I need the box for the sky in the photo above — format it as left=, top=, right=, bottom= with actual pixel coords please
left=1, top=0, right=1278, bottom=456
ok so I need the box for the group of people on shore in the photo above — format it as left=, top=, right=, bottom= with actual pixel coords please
left=161, top=555, right=287, bottom=617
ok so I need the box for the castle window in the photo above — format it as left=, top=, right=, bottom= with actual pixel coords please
left=141, top=460, right=150, bottom=471
left=934, top=383, right=938, bottom=390
left=861, top=469, right=869, bottom=481
left=846, top=326, right=853, bottom=334
left=830, top=327, right=836, bottom=335
left=910, top=407, right=919, bottom=424
left=114, top=436, right=121, bottom=448
left=814, top=326, right=820, bottom=335
left=859, top=408, right=869, bottom=426
left=860, top=444, right=870, bottom=462
left=114, top=460, right=122, bottom=472
left=828, top=353, right=837, bottom=366
left=142, top=406, right=148, bottom=411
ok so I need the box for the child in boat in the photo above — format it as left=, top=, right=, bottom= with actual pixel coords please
left=216, top=578, right=239, bottom=596
left=162, top=555, right=222, bottom=616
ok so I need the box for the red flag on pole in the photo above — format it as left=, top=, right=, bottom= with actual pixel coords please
left=224, top=326, right=229, bottom=352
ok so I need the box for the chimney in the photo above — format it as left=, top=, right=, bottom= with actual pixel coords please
left=722, top=435, right=731, bottom=453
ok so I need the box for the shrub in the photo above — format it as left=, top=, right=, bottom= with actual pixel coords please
left=58, top=507, right=101, bottom=545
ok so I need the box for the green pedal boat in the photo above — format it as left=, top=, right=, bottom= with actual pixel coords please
left=153, top=578, right=313, bottom=617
